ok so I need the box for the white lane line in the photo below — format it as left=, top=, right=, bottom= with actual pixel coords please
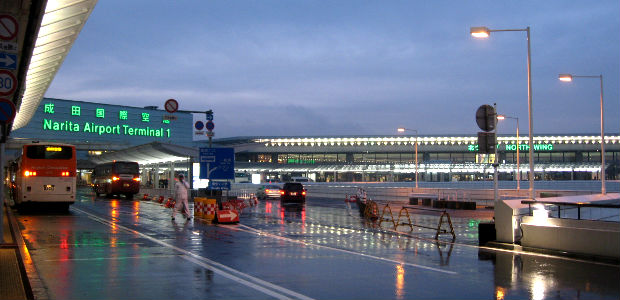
left=44, top=254, right=178, bottom=262
left=73, top=207, right=314, bottom=300
left=231, top=224, right=457, bottom=275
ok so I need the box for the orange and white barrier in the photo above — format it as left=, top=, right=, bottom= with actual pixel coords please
left=194, top=197, right=205, bottom=217
left=204, top=198, right=217, bottom=221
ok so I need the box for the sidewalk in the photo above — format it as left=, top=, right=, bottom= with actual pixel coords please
left=1, top=204, right=32, bottom=300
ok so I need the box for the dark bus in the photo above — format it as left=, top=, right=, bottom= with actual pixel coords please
left=92, top=161, right=140, bottom=199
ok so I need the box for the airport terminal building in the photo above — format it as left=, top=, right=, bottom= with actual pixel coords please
left=7, top=98, right=620, bottom=186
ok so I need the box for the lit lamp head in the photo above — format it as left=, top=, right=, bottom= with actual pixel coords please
left=496, top=115, right=505, bottom=121
left=558, top=74, right=573, bottom=82
left=397, top=128, right=406, bottom=133
left=470, top=27, right=490, bottom=38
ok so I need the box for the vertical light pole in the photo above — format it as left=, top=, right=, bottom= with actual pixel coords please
left=398, top=127, right=419, bottom=189
left=498, top=115, right=520, bottom=191
left=471, top=26, right=535, bottom=200
left=559, top=73, right=606, bottom=194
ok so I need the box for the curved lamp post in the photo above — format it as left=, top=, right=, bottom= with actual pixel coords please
left=397, top=127, right=418, bottom=189
left=559, top=73, right=606, bottom=194
left=471, top=26, right=535, bottom=200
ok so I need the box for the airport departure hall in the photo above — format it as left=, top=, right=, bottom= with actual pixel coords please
left=6, top=98, right=620, bottom=186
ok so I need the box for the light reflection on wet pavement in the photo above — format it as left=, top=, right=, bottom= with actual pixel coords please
left=15, top=188, right=620, bottom=300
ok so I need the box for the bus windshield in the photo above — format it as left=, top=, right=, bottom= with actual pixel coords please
left=26, top=145, right=73, bottom=160
left=115, top=162, right=139, bottom=174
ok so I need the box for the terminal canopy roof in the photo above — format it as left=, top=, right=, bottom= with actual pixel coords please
left=90, top=142, right=198, bottom=166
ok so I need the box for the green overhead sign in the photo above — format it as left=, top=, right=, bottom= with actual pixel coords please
left=468, top=143, right=554, bottom=152
left=41, top=102, right=172, bottom=138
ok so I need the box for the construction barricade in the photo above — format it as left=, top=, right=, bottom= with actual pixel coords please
left=164, top=197, right=175, bottom=208
left=395, top=206, right=455, bottom=240
left=194, top=197, right=205, bottom=218
left=204, top=198, right=217, bottom=221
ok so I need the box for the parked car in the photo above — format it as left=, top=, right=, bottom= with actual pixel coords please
left=256, top=184, right=282, bottom=200
left=280, top=182, right=306, bottom=203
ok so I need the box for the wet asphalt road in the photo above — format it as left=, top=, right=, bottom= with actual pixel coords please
left=14, top=188, right=620, bottom=300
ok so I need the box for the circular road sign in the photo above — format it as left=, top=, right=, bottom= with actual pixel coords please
left=475, top=104, right=496, bottom=132
left=0, top=70, right=17, bottom=96
left=194, top=121, right=204, bottom=130
left=0, top=15, right=19, bottom=41
left=164, top=98, right=178, bottom=113
left=0, top=98, right=16, bottom=122
left=206, top=120, right=214, bottom=131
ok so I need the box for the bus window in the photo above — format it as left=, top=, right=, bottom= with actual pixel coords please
left=26, top=145, right=73, bottom=160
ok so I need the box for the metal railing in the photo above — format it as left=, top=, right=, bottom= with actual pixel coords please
left=521, top=200, right=620, bottom=222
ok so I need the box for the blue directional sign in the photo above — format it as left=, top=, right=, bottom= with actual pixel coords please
left=208, top=181, right=231, bottom=190
left=0, top=53, right=16, bottom=70
left=199, top=147, right=234, bottom=180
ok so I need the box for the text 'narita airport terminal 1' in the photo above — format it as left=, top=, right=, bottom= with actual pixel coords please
left=42, top=119, right=172, bottom=137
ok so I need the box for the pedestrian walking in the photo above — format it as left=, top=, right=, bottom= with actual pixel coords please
left=172, top=174, right=191, bottom=220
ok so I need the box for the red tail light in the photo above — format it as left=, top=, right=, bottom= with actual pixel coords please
left=61, top=171, right=70, bottom=176
left=280, top=190, right=285, bottom=195
left=302, top=190, right=306, bottom=196
left=265, top=189, right=271, bottom=193
left=24, top=170, right=37, bottom=176
left=133, top=177, right=141, bottom=182
left=112, top=176, right=120, bottom=181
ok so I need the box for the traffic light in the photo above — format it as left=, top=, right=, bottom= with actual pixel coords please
left=477, top=132, right=496, bottom=154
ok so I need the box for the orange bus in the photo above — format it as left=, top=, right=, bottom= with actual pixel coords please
left=10, top=143, right=77, bottom=211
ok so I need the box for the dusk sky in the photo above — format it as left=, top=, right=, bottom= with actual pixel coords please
left=44, top=1, right=620, bottom=138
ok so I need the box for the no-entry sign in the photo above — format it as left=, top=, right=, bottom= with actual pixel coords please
left=0, top=15, right=18, bottom=41
left=164, top=98, right=178, bottom=113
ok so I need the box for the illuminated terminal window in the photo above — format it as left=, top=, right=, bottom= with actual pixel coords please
left=257, top=154, right=272, bottom=163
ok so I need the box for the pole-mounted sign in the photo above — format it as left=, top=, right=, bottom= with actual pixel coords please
left=476, top=104, right=496, bottom=132
left=476, top=104, right=496, bottom=154
left=164, top=98, right=178, bottom=113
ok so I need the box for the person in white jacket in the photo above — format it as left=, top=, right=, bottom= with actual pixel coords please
left=172, top=174, right=191, bottom=220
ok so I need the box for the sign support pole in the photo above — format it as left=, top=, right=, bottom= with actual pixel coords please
left=493, top=103, right=498, bottom=204
left=0, top=142, right=5, bottom=244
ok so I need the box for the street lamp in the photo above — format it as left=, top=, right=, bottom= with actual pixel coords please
left=398, top=127, right=419, bottom=189
left=497, top=115, right=521, bottom=191
left=558, top=73, right=606, bottom=194
left=471, top=25, right=535, bottom=200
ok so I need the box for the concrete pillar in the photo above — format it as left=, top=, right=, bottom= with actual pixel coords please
left=169, top=161, right=174, bottom=192
left=155, top=165, right=160, bottom=188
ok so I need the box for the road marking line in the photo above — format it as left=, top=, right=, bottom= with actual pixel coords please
left=44, top=254, right=177, bottom=262
left=232, top=224, right=458, bottom=275
left=74, top=207, right=314, bottom=300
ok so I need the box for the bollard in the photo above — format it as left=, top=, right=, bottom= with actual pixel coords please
left=158, top=196, right=165, bottom=204
left=204, top=198, right=217, bottom=221
left=194, top=197, right=205, bottom=218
